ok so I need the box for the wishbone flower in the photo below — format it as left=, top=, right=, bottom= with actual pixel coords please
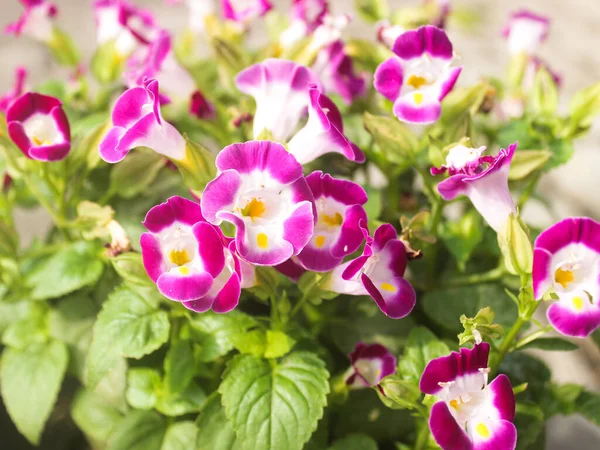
left=420, top=343, right=517, bottom=450
left=374, top=25, right=462, bottom=124
left=344, top=342, right=397, bottom=388
left=201, top=140, right=316, bottom=266
left=533, top=217, right=600, bottom=337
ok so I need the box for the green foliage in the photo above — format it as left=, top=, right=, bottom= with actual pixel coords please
left=517, top=337, right=578, bottom=352
left=440, top=211, right=483, bottom=271
left=108, top=410, right=166, bottom=450
left=109, top=150, right=166, bottom=199
left=398, top=327, right=450, bottom=384
left=457, top=306, right=504, bottom=345
left=196, top=394, right=242, bottom=450
left=86, top=287, right=170, bottom=387
left=219, top=352, right=330, bottom=450
left=0, top=340, right=68, bottom=445
left=328, top=433, right=379, bottom=450
left=363, top=112, right=419, bottom=168
left=25, top=241, right=104, bottom=300
left=71, top=388, right=123, bottom=443
left=355, top=0, right=390, bottom=23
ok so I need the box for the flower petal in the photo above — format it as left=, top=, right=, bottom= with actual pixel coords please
left=156, top=270, right=213, bottom=302
left=142, top=196, right=204, bottom=233
left=429, top=401, right=474, bottom=450
left=200, top=169, right=242, bottom=224
left=547, top=300, right=600, bottom=338
left=373, top=57, right=404, bottom=102
left=361, top=274, right=416, bottom=319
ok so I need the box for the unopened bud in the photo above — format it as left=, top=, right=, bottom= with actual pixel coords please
left=500, top=213, right=533, bottom=276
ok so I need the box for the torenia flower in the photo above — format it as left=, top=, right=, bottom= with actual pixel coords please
left=532, top=217, right=600, bottom=337
left=420, top=343, right=517, bottom=450
left=201, top=141, right=316, bottom=266
left=280, top=0, right=328, bottom=47
left=141, top=196, right=241, bottom=313
left=432, top=143, right=517, bottom=233
left=5, top=0, right=58, bottom=43
left=324, top=224, right=416, bottom=319
left=0, top=67, right=28, bottom=113
left=374, top=25, right=462, bottom=124
left=313, top=41, right=366, bottom=105
left=94, top=0, right=156, bottom=58
left=99, top=78, right=186, bottom=163
left=344, top=342, right=396, bottom=388
left=288, top=85, right=365, bottom=164
left=235, top=59, right=321, bottom=141
left=221, top=0, right=272, bottom=23
left=296, top=171, right=367, bottom=272
left=125, top=30, right=214, bottom=119
left=6, top=92, right=71, bottom=161
left=522, top=56, right=561, bottom=91
left=502, top=9, right=550, bottom=56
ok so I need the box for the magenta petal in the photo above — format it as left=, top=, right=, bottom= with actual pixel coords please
left=393, top=98, right=442, bottom=124
left=182, top=297, right=213, bottom=313
left=429, top=402, right=473, bottom=450
left=283, top=201, right=315, bottom=254
left=472, top=421, right=517, bottom=450
left=99, top=126, right=128, bottom=163
left=7, top=92, right=61, bottom=122
left=193, top=222, right=226, bottom=278
left=374, top=57, right=404, bottom=102
left=7, top=121, right=33, bottom=158
left=211, top=272, right=241, bottom=313
left=393, top=25, right=454, bottom=61
left=306, top=171, right=368, bottom=205
left=361, top=274, right=416, bottom=319
left=488, top=375, right=515, bottom=422
left=532, top=248, right=552, bottom=299
left=547, top=302, right=600, bottom=338
left=143, top=196, right=204, bottom=233
left=419, top=343, right=490, bottom=395
left=297, top=245, right=342, bottom=272
left=330, top=205, right=368, bottom=258
left=439, top=66, right=463, bottom=101
left=115, top=112, right=158, bottom=153
left=140, top=232, right=166, bottom=282
left=157, top=271, right=213, bottom=302
left=112, top=85, right=151, bottom=128
left=200, top=169, right=242, bottom=224
left=437, top=173, right=470, bottom=201
left=372, top=223, right=398, bottom=252
left=535, top=217, right=600, bottom=254
left=215, top=141, right=303, bottom=185
left=342, top=254, right=371, bottom=280
left=28, top=143, right=71, bottom=161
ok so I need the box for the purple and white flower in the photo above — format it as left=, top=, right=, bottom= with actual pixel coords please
left=374, top=25, right=462, bottom=124
left=140, top=196, right=241, bottom=313
left=99, top=78, right=186, bottom=163
left=522, top=56, right=562, bottom=91
left=432, top=143, right=517, bottom=233
left=502, top=9, right=550, bottom=56
left=6, top=92, right=70, bottom=161
left=287, top=85, right=365, bottom=164
left=309, top=12, right=351, bottom=52
left=221, top=0, right=272, bottom=23
left=5, top=0, right=58, bottom=43
left=323, top=223, right=416, bottom=319
left=532, top=217, right=600, bottom=337
left=125, top=30, right=214, bottom=120
left=280, top=0, right=328, bottom=48
left=235, top=58, right=321, bottom=141
left=201, top=140, right=316, bottom=266
left=344, top=342, right=397, bottom=388
left=420, top=343, right=517, bottom=450
left=312, top=41, right=366, bottom=105
left=0, top=67, right=28, bottom=113
left=296, top=172, right=367, bottom=272
left=94, top=0, right=157, bottom=58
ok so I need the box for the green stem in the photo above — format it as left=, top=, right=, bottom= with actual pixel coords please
left=270, top=294, right=281, bottom=330
left=443, top=265, right=505, bottom=287
left=414, top=421, right=430, bottom=450
left=289, top=291, right=310, bottom=320
left=491, top=315, right=526, bottom=373
left=513, top=325, right=553, bottom=350
left=21, top=172, right=66, bottom=228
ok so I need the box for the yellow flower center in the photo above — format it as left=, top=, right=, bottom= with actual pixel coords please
left=315, top=235, right=326, bottom=248
left=319, top=212, right=343, bottom=227
left=241, top=198, right=266, bottom=221
left=170, top=249, right=191, bottom=266
left=572, top=296, right=584, bottom=311
left=257, top=233, right=269, bottom=249
left=555, top=268, right=574, bottom=288
left=32, top=136, right=51, bottom=146
left=178, top=266, right=190, bottom=275
left=380, top=282, right=396, bottom=292
left=476, top=423, right=490, bottom=438
left=406, top=75, right=427, bottom=89
left=413, top=92, right=424, bottom=105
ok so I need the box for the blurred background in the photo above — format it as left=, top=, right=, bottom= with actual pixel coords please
left=1, top=0, right=599, bottom=448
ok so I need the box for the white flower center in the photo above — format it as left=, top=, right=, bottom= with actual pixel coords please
left=23, top=113, right=61, bottom=147
left=445, top=145, right=486, bottom=171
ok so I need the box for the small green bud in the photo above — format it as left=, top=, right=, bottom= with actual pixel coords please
left=499, top=214, right=533, bottom=276
left=376, top=375, right=422, bottom=410
left=173, top=136, right=217, bottom=193
left=457, top=307, right=505, bottom=345
left=111, top=252, right=154, bottom=287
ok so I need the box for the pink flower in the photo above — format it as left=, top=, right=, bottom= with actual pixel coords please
left=7, top=92, right=71, bottom=161
left=0, top=67, right=28, bottom=113
left=4, top=0, right=58, bottom=43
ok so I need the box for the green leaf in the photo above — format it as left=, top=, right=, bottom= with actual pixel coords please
left=264, top=330, right=296, bottom=359
left=421, top=284, right=518, bottom=334
left=155, top=379, right=206, bottom=417
left=126, top=368, right=161, bottom=410
left=514, top=402, right=545, bottom=450
left=578, top=390, right=600, bottom=426
left=26, top=241, right=104, bottom=300
left=398, top=327, right=450, bottom=384
left=196, top=394, right=242, bottom=450
left=161, top=421, right=198, bottom=450
left=108, top=410, right=166, bottom=450
left=499, top=353, right=550, bottom=402
left=71, top=388, right=123, bottom=443
left=0, top=340, right=68, bottom=445
left=508, top=150, right=552, bottom=181
left=529, top=68, right=559, bottom=116
left=0, top=220, right=18, bottom=257
left=86, top=287, right=170, bottom=388
left=568, top=81, right=600, bottom=130
left=364, top=112, right=418, bottom=167
left=231, top=329, right=268, bottom=356
left=354, top=0, right=389, bottom=23
left=219, top=352, right=330, bottom=450
left=111, top=252, right=155, bottom=287
left=546, top=139, right=574, bottom=169
left=110, top=150, right=166, bottom=199
left=328, top=433, right=378, bottom=450
left=517, top=337, right=578, bottom=352
left=164, top=339, right=195, bottom=394
left=440, top=211, right=484, bottom=271
left=2, top=302, right=49, bottom=348
left=91, top=40, right=125, bottom=84
left=188, top=310, right=257, bottom=362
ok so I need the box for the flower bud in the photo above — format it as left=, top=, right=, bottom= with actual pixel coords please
left=500, top=213, right=533, bottom=276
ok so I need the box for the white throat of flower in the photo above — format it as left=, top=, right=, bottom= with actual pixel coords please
left=160, top=223, right=199, bottom=275
left=445, top=145, right=486, bottom=171
left=23, top=113, right=61, bottom=147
